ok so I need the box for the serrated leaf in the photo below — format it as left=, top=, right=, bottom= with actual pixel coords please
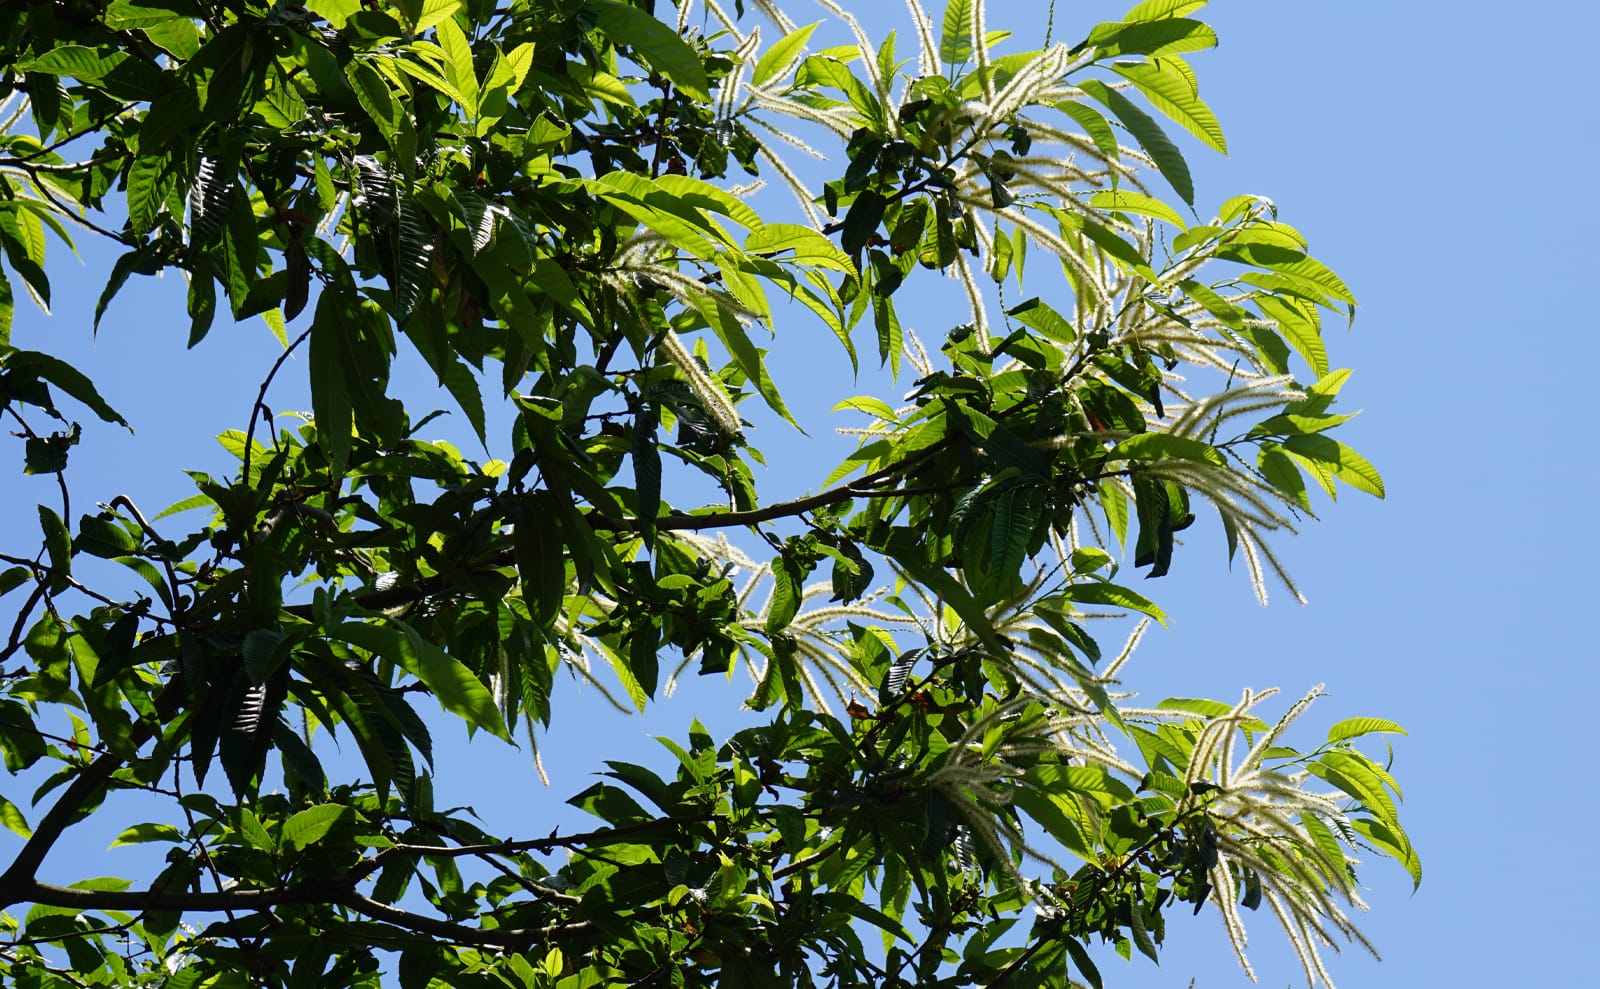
left=1111, top=432, right=1225, bottom=466
left=414, top=0, right=462, bottom=32
left=1281, top=434, right=1384, bottom=498
left=1123, top=0, right=1209, bottom=23
left=1111, top=59, right=1226, bottom=153
left=1088, top=17, right=1217, bottom=59
left=3, top=350, right=129, bottom=427
left=1257, top=445, right=1311, bottom=513
left=1061, top=936, right=1104, bottom=989
left=391, top=629, right=510, bottom=740
left=433, top=15, right=480, bottom=115
left=1089, top=189, right=1186, bottom=229
left=1352, top=816, right=1422, bottom=889
left=1058, top=582, right=1167, bottom=625
left=1054, top=100, right=1120, bottom=160
left=590, top=0, right=709, bottom=100
left=281, top=804, right=348, bottom=853
left=1077, top=79, right=1193, bottom=205
left=940, top=0, right=974, bottom=65
left=752, top=21, right=819, bottom=87
left=746, top=223, right=855, bottom=271
left=0, top=794, right=31, bottom=838
left=1327, top=717, right=1406, bottom=743
left=238, top=807, right=274, bottom=852
left=109, top=822, right=183, bottom=848
left=309, top=289, right=356, bottom=472
left=1254, top=292, right=1327, bottom=377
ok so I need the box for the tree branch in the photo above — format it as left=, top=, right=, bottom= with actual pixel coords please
left=0, top=680, right=183, bottom=903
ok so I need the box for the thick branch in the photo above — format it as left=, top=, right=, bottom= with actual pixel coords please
left=14, top=879, right=544, bottom=949
left=349, top=813, right=717, bottom=883
left=0, top=679, right=182, bottom=901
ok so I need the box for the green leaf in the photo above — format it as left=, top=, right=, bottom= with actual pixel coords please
left=884, top=529, right=1008, bottom=656
left=1281, top=434, right=1384, bottom=498
left=1327, top=717, right=1407, bottom=743
left=236, top=807, right=274, bottom=852
left=1352, top=816, right=1422, bottom=889
left=1005, top=297, right=1076, bottom=343
left=306, top=0, right=361, bottom=28
left=109, top=822, right=182, bottom=848
left=391, top=629, right=511, bottom=741
left=281, top=804, right=348, bottom=853
left=309, top=289, right=356, bottom=472
left=514, top=492, right=568, bottom=628
left=0, top=794, right=31, bottom=838
left=1111, top=433, right=1225, bottom=466
left=1122, top=0, right=1209, bottom=23
left=1254, top=292, right=1328, bottom=377
left=1061, top=936, right=1104, bottom=989
left=746, top=223, right=855, bottom=271
left=1219, top=241, right=1357, bottom=307
left=3, top=350, right=129, bottom=427
left=0, top=270, right=12, bottom=347
left=1087, top=17, right=1217, bottom=59
left=36, top=506, right=70, bottom=594
left=1111, top=59, right=1227, bottom=153
left=1311, top=750, right=1402, bottom=831
left=433, top=15, right=481, bottom=115
left=589, top=0, right=710, bottom=100
left=940, top=0, right=974, bottom=65
left=1054, top=100, right=1120, bottom=160
left=1257, top=445, right=1311, bottom=512
left=752, top=21, right=819, bottom=88
left=1057, top=582, right=1168, bottom=625
left=1089, top=189, right=1186, bottom=229
left=105, top=1, right=185, bottom=29
left=1077, top=79, right=1194, bottom=205
left=414, top=0, right=463, bottom=33
left=841, top=189, right=887, bottom=257
left=687, top=294, right=796, bottom=428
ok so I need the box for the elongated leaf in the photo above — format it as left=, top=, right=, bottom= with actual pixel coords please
left=1257, top=445, right=1311, bottom=512
left=108, top=822, right=183, bottom=848
left=1352, top=816, right=1422, bottom=889
left=1111, top=433, right=1225, bottom=466
left=1058, top=582, right=1168, bottom=625
left=1089, top=189, right=1186, bottom=228
left=0, top=794, right=31, bottom=838
left=1061, top=936, right=1104, bottom=989
left=1087, top=17, right=1217, bottom=58
left=1054, top=99, right=1120, bottom=160
left=1111, top=59, right=1227, bottom=152
left=884, top=530, right=1008, bottom=656
left=1327, top=717, right=1406, bottom=743
left=1123, top=0, right=1209, bottom=22
left=1077, top=79, right=1193, bottom=205
left=590, top=0, right=709, bottom=100
left=434, top=16, right=481, bottom=114
left=309, top=289, right=356, bottom=471
left=1254, top=292, right=1327, bottom=377
left=940, top=0, right=974, bottom=65
left=687, top=293, right=795, bottom=427
left=748, top=224, right=856, bottom=273
left=281, top=804, right=348, bottom=852
left=1220, top=241, right=1357, bottom=307
left=1281, top=434, right=1384, bottom=498
left=392, top=629, right=510, bottom=740
left=753, top=21, right=820, bottom=87
left=3, top=350, right=129, bottom=428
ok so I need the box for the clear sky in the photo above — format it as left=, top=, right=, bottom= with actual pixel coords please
left=3, top=1, right=1595, bottom=986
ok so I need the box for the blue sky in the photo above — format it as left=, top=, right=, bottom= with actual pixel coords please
left=3, top=1, right=1596, bottom=986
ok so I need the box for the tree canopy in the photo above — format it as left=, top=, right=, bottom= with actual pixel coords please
left=0, top=1, right=1415, bottom=987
